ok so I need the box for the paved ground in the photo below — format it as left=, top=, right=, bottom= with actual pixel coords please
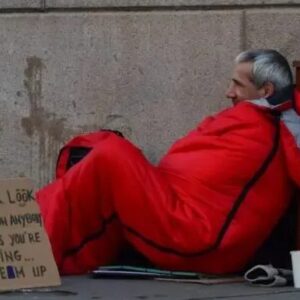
left=0, top=276, right=300, bottom=300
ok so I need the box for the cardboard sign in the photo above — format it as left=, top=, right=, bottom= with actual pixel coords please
left=0, top=178, right=61, bottom=290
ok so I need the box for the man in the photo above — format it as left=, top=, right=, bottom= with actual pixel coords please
left=37, top=49, right=300, bottom=275
left=226, top=50, right=293, bottom=105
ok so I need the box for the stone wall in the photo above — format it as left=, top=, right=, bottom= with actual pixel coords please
left=0, top=0, right=300, bottom=187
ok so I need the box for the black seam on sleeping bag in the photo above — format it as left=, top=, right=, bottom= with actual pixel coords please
left=63, top=213, right=117, bottom=258
left=123, top=116, right=281, bottom=257
left=212, top=116, right=280, bottom=251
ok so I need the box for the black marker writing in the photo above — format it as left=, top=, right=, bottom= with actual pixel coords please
left=8, top=231, right=41, bottom=246
left=32, top=265, right=47, bottom=277
left=0, top=216, right=8, bottom=226
left=6, top=189, right=34, bottom=207
left=0, top=265, right=25, bottom=279
left=10, top=213, right=42, bottom=227
left=0, top=250, right=22, bottom=263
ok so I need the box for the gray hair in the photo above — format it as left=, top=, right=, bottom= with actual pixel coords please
left=235, top=49, right=293, bottom=94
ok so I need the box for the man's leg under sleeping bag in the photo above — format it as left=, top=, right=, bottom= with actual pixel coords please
left=36, top=133, right=223, bottom=275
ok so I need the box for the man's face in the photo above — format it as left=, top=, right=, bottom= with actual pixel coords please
left=226, top=62, right=265, bottom=105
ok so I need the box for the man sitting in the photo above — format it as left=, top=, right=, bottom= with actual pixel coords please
left=37, top=49, right=300, bottom=275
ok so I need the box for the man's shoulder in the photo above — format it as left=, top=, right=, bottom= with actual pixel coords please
left=214, top=101, right=271, bottom=123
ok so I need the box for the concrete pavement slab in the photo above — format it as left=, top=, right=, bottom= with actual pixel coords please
left=1, top=276, right=300, bottom=300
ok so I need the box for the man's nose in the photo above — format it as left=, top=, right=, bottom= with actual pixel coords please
left=226, top=86, right=235, bottom=99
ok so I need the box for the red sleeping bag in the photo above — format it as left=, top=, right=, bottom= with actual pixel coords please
left=36, top=97, right=300, bottom=275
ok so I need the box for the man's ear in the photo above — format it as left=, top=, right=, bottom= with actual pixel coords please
left=261, top=82, right=275, bottom=98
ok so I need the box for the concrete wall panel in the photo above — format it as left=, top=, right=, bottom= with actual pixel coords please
left=0, top=1, right=41, bottom=9
left=0, top=11, right=241, bottom=187
left=245, top=9, right=300, bottom=71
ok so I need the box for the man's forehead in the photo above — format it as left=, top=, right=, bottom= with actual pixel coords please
left=234, top=62, right=253, bottom=74
left=232, top=62, right=253, bottom=83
